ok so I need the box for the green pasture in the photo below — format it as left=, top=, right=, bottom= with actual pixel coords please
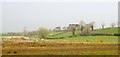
left=40, top=36, right=118, bottom=44
left=92, top=27, right=119, bottom=34
left=49, top=27, right=119, bottom=38
left=32, top=27, right=119, bottom=44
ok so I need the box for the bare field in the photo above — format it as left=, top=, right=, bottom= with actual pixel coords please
left=2, top=41, right=118, bottom=55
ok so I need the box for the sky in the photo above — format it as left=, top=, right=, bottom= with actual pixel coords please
left=0, top=0, right=119, bottom=33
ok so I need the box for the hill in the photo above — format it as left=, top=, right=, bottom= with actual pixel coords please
left=49, top=27, right=119, bottom=38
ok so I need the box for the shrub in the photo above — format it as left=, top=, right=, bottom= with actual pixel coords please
left=37, top=27, right=49, bottom=39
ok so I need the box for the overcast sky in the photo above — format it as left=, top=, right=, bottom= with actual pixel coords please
left=1, top=0, right=118, bottom=33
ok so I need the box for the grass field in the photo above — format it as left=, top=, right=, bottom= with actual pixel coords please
left=49, top=27, right=119, bottom=38
left=43, top=27, right=119, bottom=44
left=92, top=27, right=119, bottom=34
left=42, top=36, right=118, bottom=44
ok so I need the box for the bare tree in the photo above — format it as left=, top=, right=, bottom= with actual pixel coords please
left=68, top=24, right=76, bottom=36
left=101, top=22, right=105, bottom=29
left=89, top=22, right=95, bottom=30
left=111, top=23, right=115, bottom=28
left=79, top=20, right=86, bottom=26
left=75, top=24, right=80, bottom=30
left=81, top=24, right=91, bottom=36
left=79, top=21, right=95, bottom=36
left=37, top=27, right=49, bottom=39
left=79, top=20, right=86, bottom=31
left=81, top=27, right=91, bottom=36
